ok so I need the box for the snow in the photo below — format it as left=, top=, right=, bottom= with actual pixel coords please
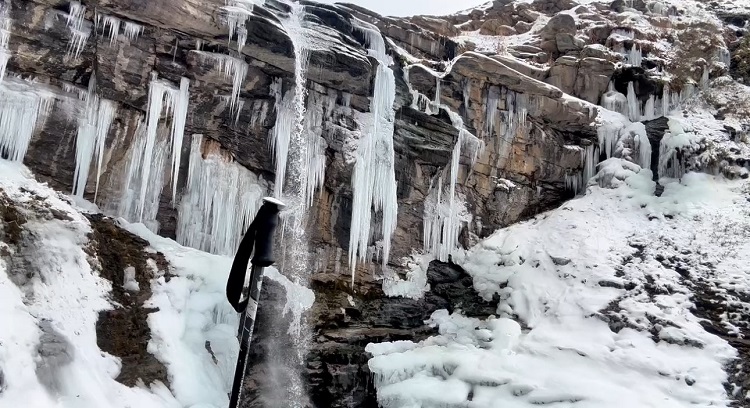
left=0, top=160, right=180, bottom=408
left=0, top=158, right=313, bottom=408
left=348, top=18, right=399, bottom=277
left=369, top=161, right=748, bottom=407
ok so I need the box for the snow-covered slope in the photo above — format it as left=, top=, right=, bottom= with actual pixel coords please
left=0, top=159, right=317, bottom=407
left=368, top=161, right=750, bottom=407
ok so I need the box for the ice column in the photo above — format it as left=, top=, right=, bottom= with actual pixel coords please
left=301, top=88, right=334, bottom=206
left=626, top=82, right=640, bottom=121
left=0, top=79, right=55, bottom=162
left=72, top=75, right=118, bottom=199
left=176, top=135, right=266, bottom=255
left=348, top=18, right=399, bottom=276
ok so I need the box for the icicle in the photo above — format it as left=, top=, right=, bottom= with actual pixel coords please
left=0, top=79, right=55, bottom=162
left=100, top=14, right=120, bottom=45
left=170, top=77, right=190, bottom=204
left=582, top=144, right=599, bottom=185
left=114, top=120, right=169, bottom=232
left=139, top=73, right=190, bottom=217
left=601, top=89, right=628, bottom=117
left=73, top=74, right=118, bottom=199
left=627, top=44, right=642, bottom=66
left=123, top=21, right=144, bottom=41
left=65, top=1, right=90, bottom=59
left=269, top=78, right=294, bottom=198
left=565, top=172, right=583, bottom=195
left=221, top=0, right=264, bottom=52
left=301, top=89, right=334, bottom=206
left=597, top=118, right=622, bottom=159
left=485, top=85, right=500, bottom=137
left=717, top=47, right=731, bottom=67
left=176, top=135, right=266, bottom=255
left=348, top=18, right=399, bottom=277
left=0, top=6, right=11, bottom=83
left=194, top=51, right=247, bottom=116
left=627, top=82, right=640, bottom=121
left=662, top=84, right=670, bottom=117
left=633, top=124, right=651, bottom=170
left=643, top=95, right=655, bottom=121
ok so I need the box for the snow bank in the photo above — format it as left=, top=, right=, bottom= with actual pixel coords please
left=369, top=163, right=747, bottom=407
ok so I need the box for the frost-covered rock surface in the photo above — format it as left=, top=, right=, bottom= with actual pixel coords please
left=369, top=164, right=750, bottom=407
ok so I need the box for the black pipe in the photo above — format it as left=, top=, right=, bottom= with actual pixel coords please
left=226, top=197, right=285, bottom=408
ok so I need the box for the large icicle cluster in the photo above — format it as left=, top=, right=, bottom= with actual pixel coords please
left=116, top=73, right=189, bottom=229
left=71, top=74, right=117, bottom=199
left=301, top=87, right=335, bottom=206
left=65, top=1, right=90, bottom=59
left=0, top=78, right=55, bottom=162
left=194, top=51, right=247, bottom=116
left=348, top=18, right=399, bottom=276
left=114, top=120, right=169, bottom=232
left=176, top=135, right=266, bottom=255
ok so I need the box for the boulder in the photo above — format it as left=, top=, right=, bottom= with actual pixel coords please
left=546, top=56, right=579, bottom=94
left=515, top=20, right=534, bottom=33
left=480, top=21, right=518, bottom=36
left=541, top=14, right=577, bottom=40
left=575, top=57, right=617, bottom=103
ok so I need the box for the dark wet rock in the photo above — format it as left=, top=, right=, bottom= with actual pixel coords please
left=87, top=214, right=171, bottom=388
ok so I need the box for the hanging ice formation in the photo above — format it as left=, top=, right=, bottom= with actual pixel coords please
left=269, top=77, right=295, bottom=198
left=221, top=0, right=264, bottom=52
left=600, top=83, right=628, bottom=117
left=630, top=122, right=651, bottom=170
left=65, top=1, right=90, bottom=58
left=0, top=5, right=10, bottom=82
left=627, top=44, right=642, bottom=66
left=95, top=13, right=143, bottom=44
left=657, top=118, right=696, bottom=179
left=424, top=109, right=483, bottom=262
left=348, top=18, right=398, bottom=276
left=71, top=74, right=117, bottom=199
left=114, top=120, right=169, bottom=232
left=301, top=87, right=335, bottom=206
left=194, top=51, right=247, bottom=115
left=122, top=72, right=189, bottom=226
left=0, top=78, right=55, bottom=162
left=626, top=82, right=640, bottom=122
left=717, top=48, right=731, bottom=67
left=176, top=135, right=266, bottom=255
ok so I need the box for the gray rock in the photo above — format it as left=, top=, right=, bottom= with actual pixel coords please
left=36, top=320, right=74, bottom=394
left=480, top=20, right=517, bottom=36
left=515, top=20, right=534, bottom=33
left=541, top=13, right=576, bottom=40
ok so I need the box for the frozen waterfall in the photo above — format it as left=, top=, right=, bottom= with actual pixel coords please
left=348, top=18, right=399, bottom=277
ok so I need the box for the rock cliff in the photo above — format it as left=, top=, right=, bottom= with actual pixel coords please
left=2, top=0, right=750, bottom=406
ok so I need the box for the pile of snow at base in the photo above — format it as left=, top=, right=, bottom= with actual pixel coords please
left=0, top=159, right=312, bottom=408
left=368, top=159, right=750, bottom=407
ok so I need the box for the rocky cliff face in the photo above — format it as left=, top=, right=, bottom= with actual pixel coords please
left=2, top=0, right=750, bottom=406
